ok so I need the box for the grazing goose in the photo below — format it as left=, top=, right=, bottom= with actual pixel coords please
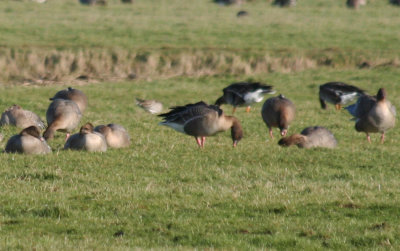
left=94, top=124, right=131, bottom=148
left=136, top=98, right=163, bottom=114
left=0, top=105, right=45, bottom=129
left=5, top=126, right=51, bottom=154
left=215, top=82, right=275, bottom=113
left=64, top=123, right=107, bottom=152
left=43, top=99, right=82, bottom=141
left=278, top=126, right=337, bottom=148
left=345, top=88, right=396, bottom=143
left=261, top=94, right=295, bottom=138
left=159, top=101, right=243, bottom=148
left=319, top=82, right=364, bottom=110
left=50, top=87, right=88, bottom=113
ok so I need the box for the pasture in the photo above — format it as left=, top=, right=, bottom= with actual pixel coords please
left=0, top=0, right=400, bottom=249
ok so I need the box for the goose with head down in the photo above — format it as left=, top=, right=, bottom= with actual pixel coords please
left=319, top=82, right=364, bottom=110
left=5, top=126, right=51, bottom=154
left=50, top=87, right=88, bottom=114
left=345, top=88, right=396, bottom=143
left=64, top=122, right=107, bottom=152
left=43, top=99, right=82, bottom=141
left=1, top=105, right=45, bottom=129
left=159, top=101, right=243, bottom=148
left=261, top=94, right=295, bottom=138
left=215, top=81, right=275, bottom=113
left=278, top=126, right=337, bottom=148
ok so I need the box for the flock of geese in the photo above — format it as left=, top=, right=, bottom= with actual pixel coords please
left=0, top=87, right=131, bottom=154
left=0, top=81, right=396, bottom=154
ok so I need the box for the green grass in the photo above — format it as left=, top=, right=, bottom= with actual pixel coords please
left=0, top=68, right=399, bottom=249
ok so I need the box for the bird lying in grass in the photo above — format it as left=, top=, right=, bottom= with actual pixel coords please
left=1, top=105, right=45, bottom=129
left=278, top=126, right=337, bottom=148
left=64, top=123, right=107, bottom=152
left=5, top=126, right=51, bottom=154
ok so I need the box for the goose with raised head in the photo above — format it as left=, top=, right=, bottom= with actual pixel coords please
left=64, top=123, right=107, bottom=152
left=1, top=105, right=45, bottom=129
left=215, top=81, right=275, bottom=113
left=261, top=94, right=295, bottom=138
left=136, top=98, right=163, bottom=114
left=50, top=87, right=88, bottom=113
left=278, top=126, right=337, bottom=148
left=5, top=126, right=51, bottom=154
left=43, top=99, right=82, bottom=141
left=94, top=124, right=131, bottom=148
left=159, top=101, right=243, bottom=148
left=345, top=88, right=396, bottom=143
left=319, top=82, right=364, bottom=110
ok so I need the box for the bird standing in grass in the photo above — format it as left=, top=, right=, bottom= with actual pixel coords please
left=261, top=94, right=295, bottom=138
left=345, top=88, right=396, bottom=143
left=319, top=82, right=364, bottom=110
left=50, top=87, right=88, bottom=114
left=215, top=81, right=275, bottom=114
left=159, top=101, right=243, bottom=148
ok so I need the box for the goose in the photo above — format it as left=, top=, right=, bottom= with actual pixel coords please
left=94, top=124, right=131, bottom=148
left=64, top=123, right=107, bottom=152
left=5, top=126, right=51, bottom=154
left=345, top=88, right=396, bottom=143
left=278, top=126, right=337, bottom=148
left=215, top=81, right=275, bottom=113
left=319, top=82, right=364, bottom=110
left=261, top=94, right=295, bottom=138
left=43, top=99, right=82, bottom=141
left=1, top=105, right=45, bottom=129
left=50, top=87, right=88, bottom=113
left=159, top=101, right=243, bottom=148
left=136, top=98, right=163, bottom=114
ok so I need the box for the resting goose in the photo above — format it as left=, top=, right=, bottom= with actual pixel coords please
left=319, top=82, right=364, bottom=110
left=64, top=123, right=107, bottom=152
left=94, top=124, right=131, bottom=148
left=50, top=87, right=88, bottom=113
left=215, top=81, right=275, bottom=113
left=345, top=88, right=396, bottom=143
left=159, top=101, right=243, bottom=148
left=5, top=126, right=51, bottom=154
left=43, top=99, right=82, bottom=141
left=261, top=94, right=295, bottom=138
left=136, top=98, right=163, bottom=114
left=0, top=105, right=45, bottom=129
left=278, top=126, right=337, bottom=148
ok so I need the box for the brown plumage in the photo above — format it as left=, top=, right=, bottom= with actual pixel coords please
left=136, top=98, right=163, bottom=114
left=43, top=99, right=82, bottom=141
left=159, top=101, right=243, bottom=148
left=94, top=124, right=131, bottom=148
left=50, top=87, right=88, bottom=114
left=278, top=126, right=337, bottom=148
left=64, top=123, right=107, bottom=152
left=346, top=0, right=366, bottom=9
left=1, top=105, right=45, bottom=129
left=345, top=88, right=396, bottom=143
left=261, top=94, right=295, bottom=138
left=5, top=126, right=51, bottom=154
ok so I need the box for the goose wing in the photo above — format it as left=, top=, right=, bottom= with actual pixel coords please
left=345, top=94, right=376, bottom=118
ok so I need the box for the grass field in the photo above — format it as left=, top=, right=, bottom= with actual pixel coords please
left=1, top=0, right=400, bottom=249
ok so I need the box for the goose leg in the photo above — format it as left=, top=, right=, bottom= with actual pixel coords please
left=246, top=106, right=251, bottom=113
left=195, top=137, right=202, bottom=147
left=269, top=127, right=274, bottom=139
left=366, top=133, right=371, bottom=143
left=65, top=133, right=71, bottom=142
left=232, top=107, right=237, bottom=114
left=380, top=133, right=385, bottom=144
left=335, top=104, right=341, bottom=110
left=201, top=136, right=206, bottom=148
